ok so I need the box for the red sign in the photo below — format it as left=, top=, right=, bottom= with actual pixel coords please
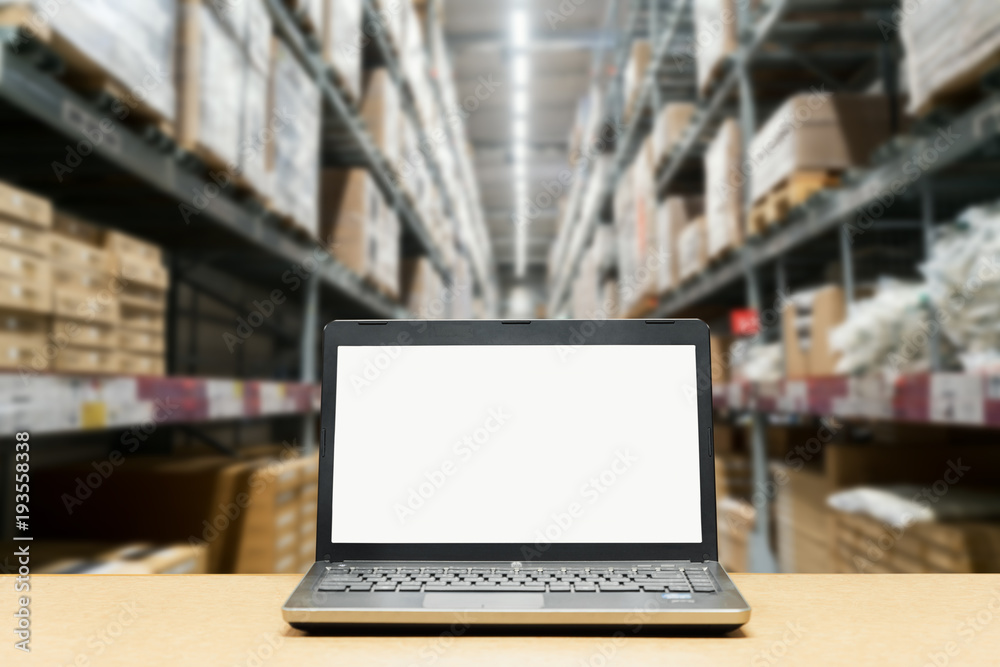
left=730, top=308, right=760, bottom=336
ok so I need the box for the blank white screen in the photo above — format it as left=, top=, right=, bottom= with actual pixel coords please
left=332, top=345, right=702, bottom=544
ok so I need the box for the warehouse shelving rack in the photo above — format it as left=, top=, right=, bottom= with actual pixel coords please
left=548, top=0, right=1000, bottom=571
left=0, top=2, right=493, bottom=543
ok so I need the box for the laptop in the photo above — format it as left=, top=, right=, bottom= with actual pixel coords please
left=283, top=319, right=751, bottom=632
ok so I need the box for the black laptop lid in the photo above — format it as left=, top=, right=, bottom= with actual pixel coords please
left=316, top=319, right=718, bottom=563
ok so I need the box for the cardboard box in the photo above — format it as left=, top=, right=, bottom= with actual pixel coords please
left=114, top=255, right=169, bottom=291
left=320, top=168, right=381, bottom=279
left=120, top=308, right=166, bottom=334
left=677, top=215, right=707, bottom=282
left=0, top=180, right=53, bottom=228
left=710, top=334, right=732, bottom=384
left=54, top=347, right=119, bottom=374
left=0, top=275, right=51, bottom=314
left=118, top=352, right=166, bottom=376
left=53, top=317, right=117, bottom=350
left=52, top=286, right=118, bottom=324
left=53, top=213, right=103, bottom=246
left=694, top=0, right=738, bottom=95
left=705, top=119, right=743, bottom=260
left=653, top=103, right=695, bottom=164
left=0, top=246, right=51, bottom=294
left=902, top=0, right=1000, bottom=114
left=718, top=497, right=755, bottom=572
left=656, top=196, right=704, bottom=293
left=322, top=0, right=363, bottom=101
left=105, top=230, right=163, bottom=265
left=0, top=326, right=44, bottom=369
left=0, top=218, right=50, bottom=257
left=401, top=257, right=443, bottom=316
left=50, top=235, right=109, bottom=274
left=748, top=94, right=891, bottom=204
left=361, top=68, right=401, bottom=165
left=623, top=40, right=652, bottom=122
left=118, top=286, right=167, bottom=314
left=781, top=285, right=846, bottom=378
left=772, top=464, right=835, bottom=573
left=51, top=262, right=106, bottom=294
left=120, top=329, right=166, bottom=354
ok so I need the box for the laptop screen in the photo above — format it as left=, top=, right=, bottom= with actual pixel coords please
left=331, top=344, right=703, bottom=545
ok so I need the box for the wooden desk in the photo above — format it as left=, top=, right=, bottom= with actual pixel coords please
left=4, top=574, right=1000, bottom=665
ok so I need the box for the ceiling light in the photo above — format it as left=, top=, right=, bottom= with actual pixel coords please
left=513, top=143, right=527, bottom=162
left=512, top=10, right=528, bottom=48
left=513, top=118, right=527, bottom=140
left=513, top=89, right=528, bottom=115
left=513, top=55, right=529, bottom=86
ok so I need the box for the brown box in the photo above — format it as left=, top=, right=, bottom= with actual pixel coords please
left=360, top=69, right=400, bottom=165
left=54, top=347, right=119, bottom=374
left=710, top=334, right=732, bottom=384
left=50, top=235, right=109, bottom=274
left=656, top=196, right=703, bottom=293
left=53, top=213, right=104, bottom=246
left=104, top=230, right=163, bottom=265
left=120, top=329, right=166, bottom=355
left=320, top=168, right=381, bottom=279
left=120, top=308, right=165, bottom=334
left=0, top=180, right=52, bottom=228
left=781, top=285, right=846, bottom=378
left=118, top=352, right=166, bottom=376
left=677, top=215, right=707, bottom=282
left=114, top=255, right=169, bottom=291
left=118, top=286, right=167, bottom=314
left=400, top=257, right=443, bottom=316
left=694, top=0, right=738, bottom=95
left=772, top=463, right=835, bottom=573
left=0, top=275, right=51, bottom=314
left=53, top=317, right=117, bottom=350
left=749, top=94, right=891, bottom=204
left=0, top=246, right=52, bottom=295
left=623, top=40, right=652, bottom=122
left=0, top=218, right=51, bottom=257
left=0, top=325, right=44, bottom=369
left=653, top=103, right=696, bottom=165
left=718, top=497, right=755, bottom=572
left=322, top=0, right=362, bottom=101
left=705, top=119, right=743, bottom=260
left=52, top=286, right=118, bottom=325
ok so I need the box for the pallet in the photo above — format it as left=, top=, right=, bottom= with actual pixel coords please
left=748, top=170, right=841, bottom=235
left=0, top=4, right=174, bottom=138
left=913, top=53, right=1000, bottom=118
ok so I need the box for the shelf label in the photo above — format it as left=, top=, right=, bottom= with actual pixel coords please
left=81, top=401, right=108, bottom=429
left=930, top=374, right=984, bottom=425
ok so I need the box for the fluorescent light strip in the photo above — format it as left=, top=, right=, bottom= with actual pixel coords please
left=512, top=10, right=528, bottom=48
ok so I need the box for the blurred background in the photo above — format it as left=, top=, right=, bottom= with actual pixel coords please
left=1, top=0, right=1000, bottom=576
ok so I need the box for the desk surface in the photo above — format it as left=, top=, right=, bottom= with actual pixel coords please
left=4, top=574, right=1000, bottom=666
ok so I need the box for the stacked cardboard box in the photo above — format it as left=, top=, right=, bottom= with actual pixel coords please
left=362, top=68, right=402, bottom=167
left=705, top=119, right=743, bottom=260
left=677, top=215, right=707, bottom=282
left=298, top=452, right=319, bottom=572
left=321, top=168, right=399, bottom=297
left=771, top=463, right=835, bottom=573
left=655, top=196, right=703, bottom=294
left=718, top=497, right=755, bottom=572
left=271, top=39, right=321, bottom=235
left=50, top=219, right=119, bottom=373
left=321, top=0, right=363, bottom=101
left=781, top=285, right=846, bottom=378
left=36, top=542, right=208, bottom=574
left=901, top=0, right=1000, bottom=115
left=833, top=509, right=1000, bottom=574
left=748, top=94, right=890, bottom=211
left=653, top=103, right=695, bottom=166
left=109, top=231, right=169, bottom=376
left=694, top=0, right=738, bottom=96
left=0, top=0, right=177, bottom=124
left=401, top=257, right=444, bottom=317
left=0, top=181, right=53, bottom=370
left=623, top=40, right=652, bottom=123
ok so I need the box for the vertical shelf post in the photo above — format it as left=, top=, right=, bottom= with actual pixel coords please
left=300, top=274, right=320, bottom=454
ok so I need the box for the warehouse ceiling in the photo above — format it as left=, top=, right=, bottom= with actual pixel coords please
left=442, top=0, right=616, bottom=291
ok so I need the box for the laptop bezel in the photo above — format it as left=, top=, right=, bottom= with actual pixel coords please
left=315, top=319, right=718, bottom=563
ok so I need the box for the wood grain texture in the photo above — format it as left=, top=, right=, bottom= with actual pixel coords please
left=3, top=574, right=1000, bottom=666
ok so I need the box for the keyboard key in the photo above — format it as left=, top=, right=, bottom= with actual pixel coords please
left=317, top=583, right=347, bottom=592
left=399, top=568, right=421, bottom=574
left=348, top=584, right=373, bottom=592
left=520, top=585, right=547, bottom=592
left=693, top=586, right=716, bottom=593
left=574, top=583, right=597, bottom=592
left=398, top=584, right=423, bottom=592
left=548, top=584, right=572, bottom=592
left=668, top=584, right=691, bottom=592
left=373, top=584, right=398, bottom=592
left=642, top=583, right=668, bottom=592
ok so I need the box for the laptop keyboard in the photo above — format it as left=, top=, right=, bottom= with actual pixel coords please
left=318, top=566, right=718, bottom=593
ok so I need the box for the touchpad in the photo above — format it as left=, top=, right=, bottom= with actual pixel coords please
left=422, top=593, right=545, bottom=609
